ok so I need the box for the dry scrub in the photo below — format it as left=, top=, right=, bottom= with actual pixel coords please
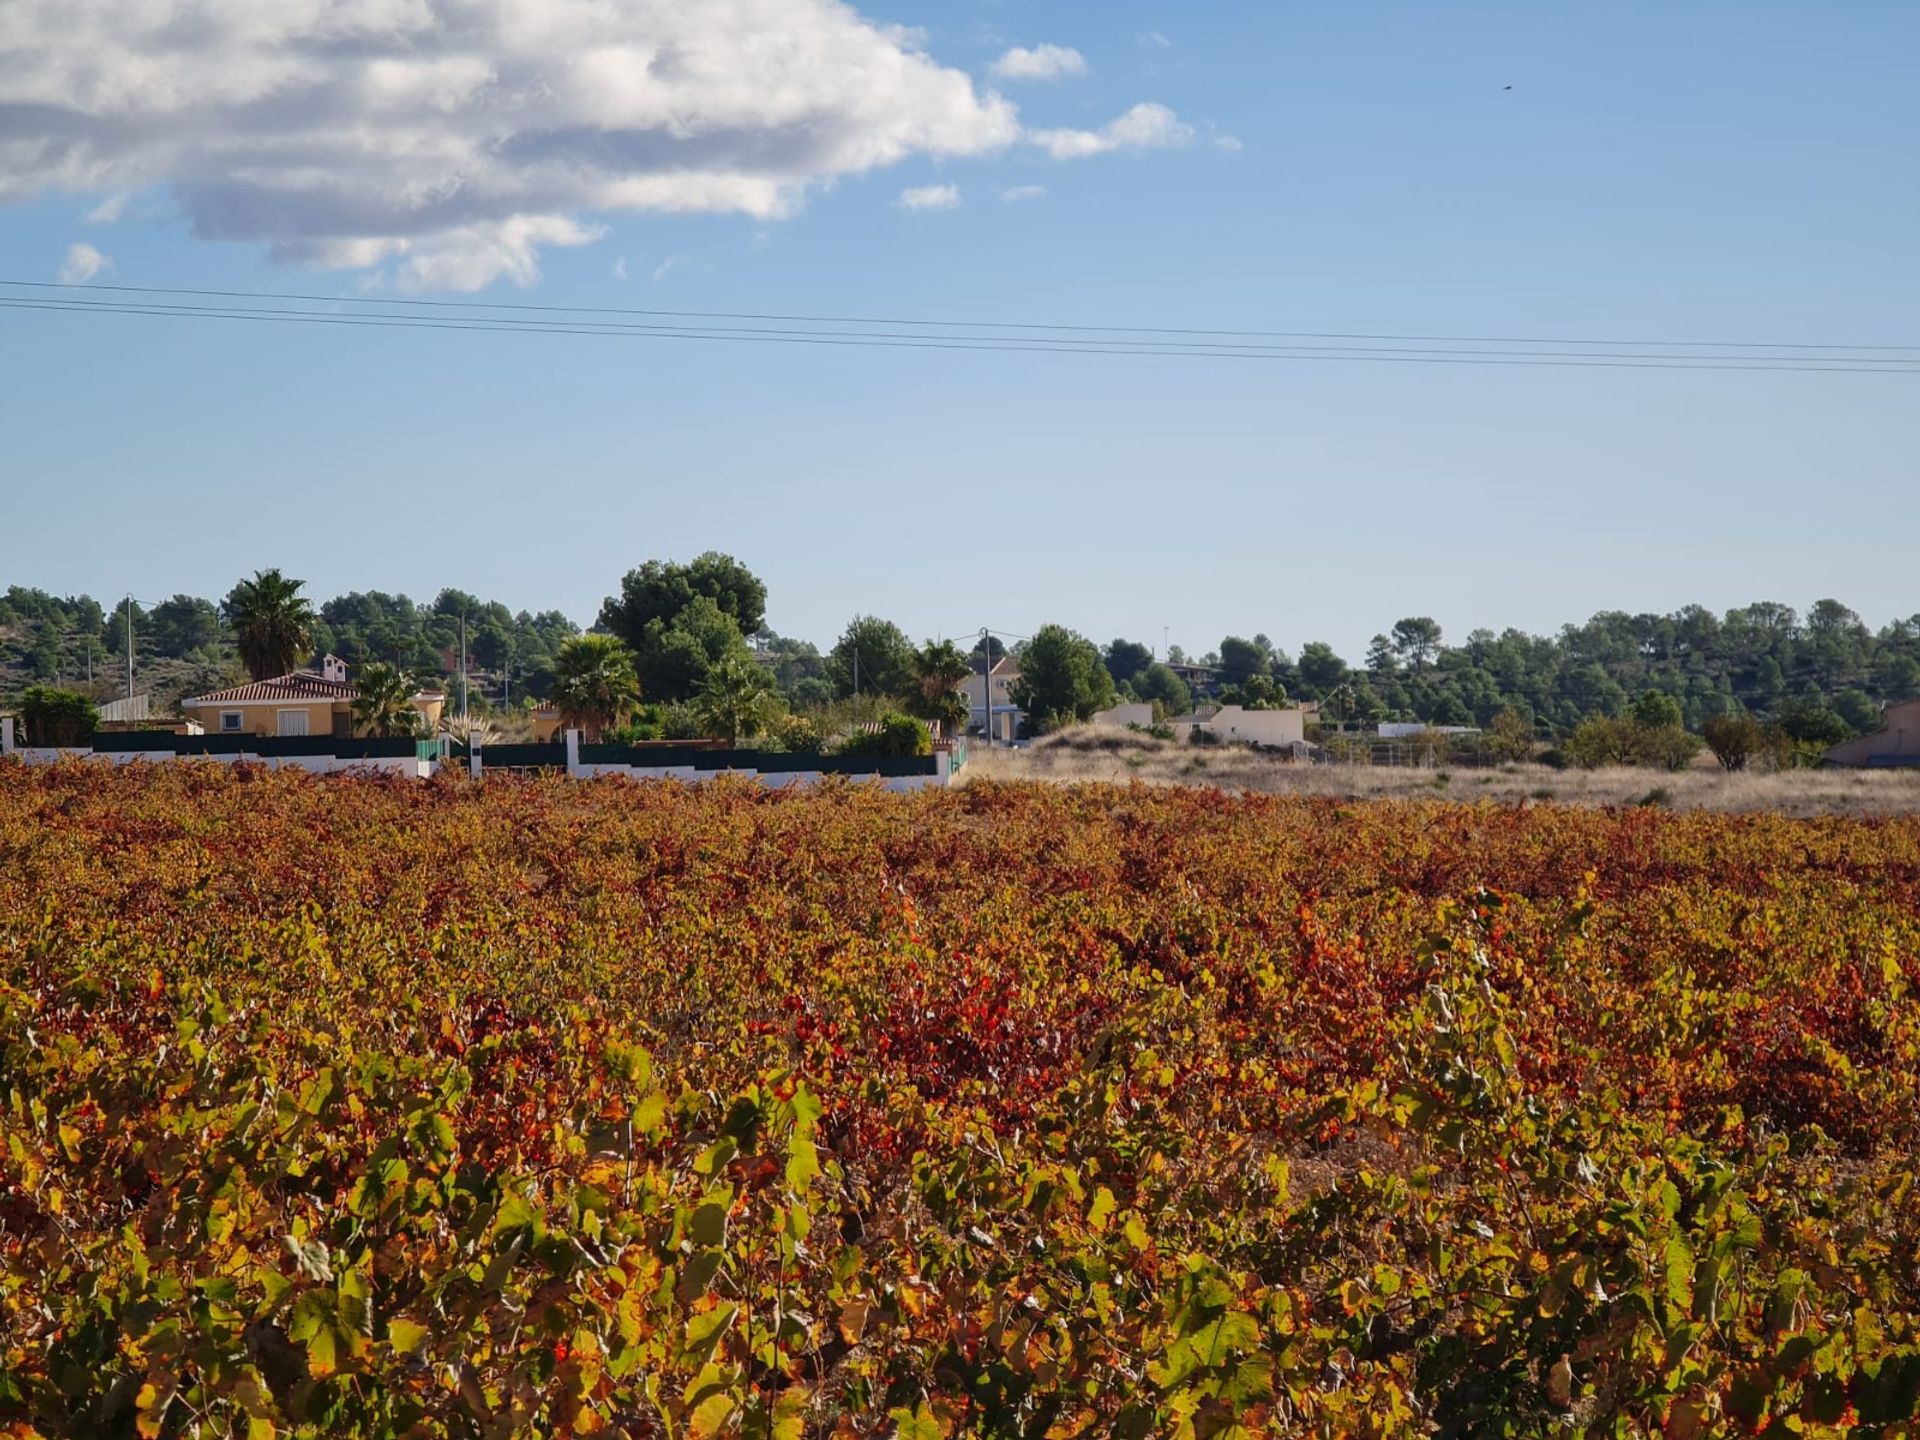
left=966, top=728, right=1920, bottom=817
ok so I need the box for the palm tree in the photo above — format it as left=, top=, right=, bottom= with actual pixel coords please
left=694, top=653, right=780, bottom=745
left=350, top=662, right=423, bottom=738
left=907, top=638, right=973, bottom=738
left=551, top=633, right=641, bottom=741
left=222, top=569, right=314, bottom=681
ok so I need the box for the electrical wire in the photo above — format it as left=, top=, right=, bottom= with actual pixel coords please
left=13, top=291, right=1920, bottom=365
left=3, top=296, right=1915, bottom=374
left=4, top=277, right=1917, bottom=353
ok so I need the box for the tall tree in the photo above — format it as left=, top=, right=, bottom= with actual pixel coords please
left=1103, top=639, right=1155, bottom=689
left=1010, top=625, right=1115, bottom=732
left=1132, top=663, right=1191, bottom=718
left=599, top=553, right=768, bottom=643
left=222, top=569, right=315, bottom=681
left=906, top=639, right=974, bottom=737
left=147, top=595, right=223, bottom=658
left=1295, top=641, right=1350, bottom=696
left=827, top=616, right=917, bottom=699
left=1390, top=617, right=1443, bottom=671
left=1217, top=636, right=1271, bottom=689
left=550, top=634, right=641, bottom=741
left=598, top=555, right=766, bottom=702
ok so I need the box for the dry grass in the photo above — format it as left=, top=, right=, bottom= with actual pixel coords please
left=960, top=729, right=1920, bottom=818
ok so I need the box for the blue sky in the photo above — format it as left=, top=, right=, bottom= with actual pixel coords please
left=2, top=0, right=1915, bottom=660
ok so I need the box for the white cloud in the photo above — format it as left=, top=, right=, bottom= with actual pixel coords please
left=1000, top=185, right=1048, bottom=203
left=1215, top=135, right=1244, bottom=153
left=612, top=257, right=629, bottom=281
left=990, top=44, right=1088, bottom=83
left=898, top=184, right=962, bottom=211
left=86, top=192, right=130, bottom=225
left=1031, top=103, right=1195, bottom=161
left=1142, top=32, right=1173, bottom=49
left=0, top=0, right=1022, bottom=290
left=651, top=255, right=684, bottom=282
left=58, top=241, right=111, bottom=283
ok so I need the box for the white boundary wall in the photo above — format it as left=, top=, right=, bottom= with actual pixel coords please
left=3, top=721, right=952, bottom=790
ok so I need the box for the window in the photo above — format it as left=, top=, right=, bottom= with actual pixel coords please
left=220, top=711, right=244, bottom=732
left=276, top=709, right=310, bottom=737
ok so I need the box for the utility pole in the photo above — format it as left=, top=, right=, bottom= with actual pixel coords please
left=459, top=613, right=469, bottom=726
left=125, top=594, right=135, bottom=700
left=980, top=628, right=992, bottom=749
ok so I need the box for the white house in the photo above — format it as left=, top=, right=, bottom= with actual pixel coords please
left=1378, top=722, right=1481, bottom=740
left=1168, top=704, right=1309, bottom=750
left=964, top=656, right=1024, bottom=743
left=1090, top=702, right=1156, bottom=729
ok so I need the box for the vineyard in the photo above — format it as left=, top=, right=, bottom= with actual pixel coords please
left=1, top=764, right=1917, bottom=1439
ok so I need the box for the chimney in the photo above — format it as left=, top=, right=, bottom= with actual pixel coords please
left=321, top=654, right=348, bottom=684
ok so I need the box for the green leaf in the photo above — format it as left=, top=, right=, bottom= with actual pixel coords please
left=691, top=1200, right=729, bottom=1249
left=678, top=1249, right=725, bottom=1304
left=1664, top=1237, right=1695, bottom=1314
left=785, top=1137, right=821, bottom=1192
left=388, top=1319, right=430, bottom=1355
left=689, top=1391, right=738, bottom=1440
left=1088, top=1186, right=1117, bottom=1234
left=633, top=1090, right=669, bottom=1138
left=682, top=1304, right=739, bottom=1366
left=283, top=1233, right=332, bottom=1282
left=770, top=1387, right=809, bottom=1440
left=890, top=1402, right=945, bottom=1440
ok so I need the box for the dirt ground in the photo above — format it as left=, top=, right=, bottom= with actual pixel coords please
left=959, top=729, right=1920, bottom=818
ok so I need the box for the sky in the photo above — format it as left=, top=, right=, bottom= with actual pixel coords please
left=1, top=0, right=1916, bottom=661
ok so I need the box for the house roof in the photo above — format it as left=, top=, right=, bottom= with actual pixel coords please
left=184, top=671, right=359, bottom=707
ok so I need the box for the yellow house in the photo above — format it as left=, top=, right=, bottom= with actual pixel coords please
left=182, top=656, right=446, bottom=739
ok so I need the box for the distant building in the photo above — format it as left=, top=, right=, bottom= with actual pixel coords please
left=964, top=656, right=1024, bottom=743
left=1378, top=722, right=1481, bottom=739
left=1090, top=702, right=1155, bottom=729
left=1824, top=699, right=1920, bottom=768
left=182, top=655, right=445, bottom=738
left=1168, top=704, right=1309, bottom=750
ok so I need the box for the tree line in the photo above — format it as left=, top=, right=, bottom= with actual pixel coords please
left=4, top=568, right=1915, bottom=750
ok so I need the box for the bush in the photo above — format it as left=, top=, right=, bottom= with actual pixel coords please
left=1703, top=712, right=1765, bottom=772
left=17, top=686, right=98, bottom=747
left=766, top=714, right=826, bottom=754
left=1563, top=715, right=1703, bottom=772
left=835, top=711, right=932, bottom=758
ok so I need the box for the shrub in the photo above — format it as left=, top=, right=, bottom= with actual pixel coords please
left=767, top=714, right=827, bottom=754
left=17, top=685, right=98, bottom=747
left=1703, top=712, right=1765, bottom=772
left=1563, top=715, right=1703, bottom=772
left=835, top=711, right=931, bottom=757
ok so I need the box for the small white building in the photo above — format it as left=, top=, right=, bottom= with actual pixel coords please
left=1169, top=704, right=1309, bottom=750
left=1090, top=702, right=1155, bottom=729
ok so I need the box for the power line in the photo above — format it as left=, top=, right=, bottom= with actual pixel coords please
left=12, top=292, right=1920, bottom=366
left=3, top=277, right=1916, bottom=354
left=4, top=296, right=1916, bottom=374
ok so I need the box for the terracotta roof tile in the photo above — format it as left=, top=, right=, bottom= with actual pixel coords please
left=184, top=671, right=358, bottom=706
